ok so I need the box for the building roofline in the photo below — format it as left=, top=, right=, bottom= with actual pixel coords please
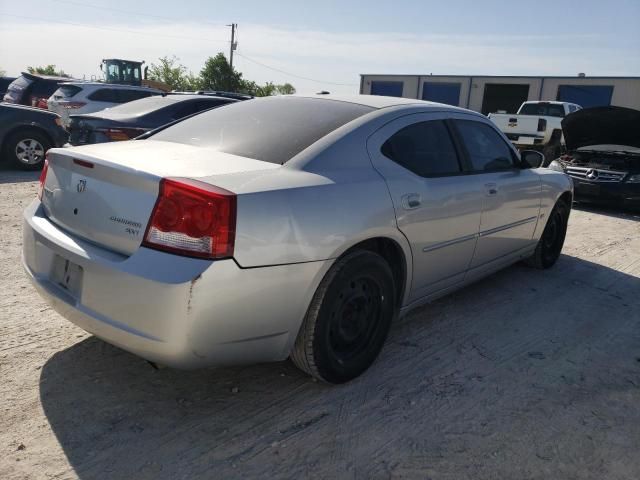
left=359, top=74, right=640, bottom=80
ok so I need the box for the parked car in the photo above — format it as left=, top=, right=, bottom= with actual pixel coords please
left=489, top=101, right=582, bottom=162
left=0, top=103, right=68, bottom=170
left=66, top=94, right=239, bottom=145
left=551, top=106, right=640, bottom=210
left=3, top=72, right=77, bottom=109
left=23, top=95, right=572, bottom=383
left=0, top=76, right=17, bottom=98
left=47, top=82, right=163, bottom=126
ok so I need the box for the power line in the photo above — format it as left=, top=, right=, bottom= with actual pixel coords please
left=235, top=52, right=358, bottom=87
left=1, top=13, right=228, bottom=44
left=49, top=0, right=223, bottom=26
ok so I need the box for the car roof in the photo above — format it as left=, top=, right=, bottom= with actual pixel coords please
left=293, top=93, right=431, bottom=109
left=21, top=72, right=76, bottom=82
left=60, top=81, right=161, bottom=91
left=522, top=100, right=574, bottom=105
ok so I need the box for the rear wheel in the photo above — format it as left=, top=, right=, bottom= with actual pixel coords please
left=3, top=129, right=51, bottom=170
left=291, top=250, right=396, bottom=384
left=525, top=199, right=569, bottom=269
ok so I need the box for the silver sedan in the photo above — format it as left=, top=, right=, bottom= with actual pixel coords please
left=23, top=94, right=573, bottom=383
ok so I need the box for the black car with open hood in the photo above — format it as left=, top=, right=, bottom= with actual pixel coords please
left=558, top=106, right=640, bottom=209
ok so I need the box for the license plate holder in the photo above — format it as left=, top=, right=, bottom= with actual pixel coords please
left=51, top=255, right=83, bottom=299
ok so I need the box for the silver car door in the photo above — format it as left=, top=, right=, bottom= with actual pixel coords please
left=367, top=112, right=484, bottom=302
left=450, top=118, right=542, bottom=270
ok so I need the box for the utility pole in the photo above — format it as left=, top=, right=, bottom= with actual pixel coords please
left=228, top=23, right=237, bottom=69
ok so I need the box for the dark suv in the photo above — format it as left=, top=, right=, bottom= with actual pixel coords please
left=3, top=72, right=77, bottom=109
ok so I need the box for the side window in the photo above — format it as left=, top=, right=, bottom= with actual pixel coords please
left=381, top=120, right=461, bottom=177
left=171, top=101, right=199, bottom=120
left=120, top=89, right=154, bottom=102
left=88, top=88, right=118, bottom=103
left=195, top=99, right=229, bottom=113
left=454, top=120, right=515, bottom=172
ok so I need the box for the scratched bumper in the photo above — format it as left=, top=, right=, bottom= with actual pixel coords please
left=22, top=199, right=330, bottom=368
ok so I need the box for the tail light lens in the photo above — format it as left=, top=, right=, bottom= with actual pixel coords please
left=537, top=118, right=547, bottom=132
left=143, top=178, right=236, bottom=259
left=97, top=127, right=149, bottom=141
left=37, top=158, right=49, bottom=200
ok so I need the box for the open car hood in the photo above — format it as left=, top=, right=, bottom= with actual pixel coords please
left=561, top=106, right=640, bottom=151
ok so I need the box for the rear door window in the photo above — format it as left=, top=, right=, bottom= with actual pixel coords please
left=454, top=120, right=516, bottom=172
left=88, top=88, right=119, bottom=103
left=381, top=120, right=462, bottom=177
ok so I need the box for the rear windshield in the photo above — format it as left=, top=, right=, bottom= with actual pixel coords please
left=150, top=97, right=375, bottom=164
left=103, top=95, right=177, bottom=115
left=519, top=103, right=565, bottom=117
left=55, top=85, right=82, bottom=98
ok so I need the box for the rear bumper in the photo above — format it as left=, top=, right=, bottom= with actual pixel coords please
left=23, top=200, right=330, bottom=368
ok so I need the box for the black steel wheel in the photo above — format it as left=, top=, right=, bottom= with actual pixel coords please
left=291, top=250, right=396, bottom=384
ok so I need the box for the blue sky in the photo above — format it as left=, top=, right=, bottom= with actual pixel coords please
left=1, top=0, right=639, bottom=93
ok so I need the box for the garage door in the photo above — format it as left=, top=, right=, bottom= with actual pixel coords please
left=422, top=82, right=461, bottom=106
left=371, top=81, right=404, bottom=97
left=481, top=84, right=530, bottom=115
left=556, top=85, right=613, bottom=108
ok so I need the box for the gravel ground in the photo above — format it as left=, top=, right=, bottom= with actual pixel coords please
left=1, top=170, right=639, bottom=480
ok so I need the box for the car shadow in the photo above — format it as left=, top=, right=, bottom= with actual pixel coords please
left=0, top=168, right=40, bottom=184
left=573, top=202, right=640, bottom=221
left=39, top=254, right=640, bottom=479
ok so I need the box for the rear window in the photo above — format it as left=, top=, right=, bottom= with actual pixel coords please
left=150, top=97, right=375, bottom=164
left=55, top=85, right=82, bottom=98
left=103, top=95, right=176, bottom=115
left=519, top=103, right=566, bottom=117
left=3, top=75, right=33, bottom=102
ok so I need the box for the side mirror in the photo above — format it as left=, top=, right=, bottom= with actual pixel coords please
left=520, top=150, right=544, bottom=169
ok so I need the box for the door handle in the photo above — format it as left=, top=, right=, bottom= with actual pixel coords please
left=485, top=183, right=498, bottom=196
left=401, top=193, right=421, bottom=209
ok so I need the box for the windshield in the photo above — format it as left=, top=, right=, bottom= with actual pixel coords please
left=150, top=97, right=375, bottom=164
left=519, top=103, right=565, bottom=117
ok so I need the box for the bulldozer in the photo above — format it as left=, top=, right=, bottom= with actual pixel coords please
left=100, top=58, right=171, bottom=92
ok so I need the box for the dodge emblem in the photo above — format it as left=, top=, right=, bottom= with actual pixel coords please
left=77, top=179, right=87, bottom=193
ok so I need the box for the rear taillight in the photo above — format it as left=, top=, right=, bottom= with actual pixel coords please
left=58, top=101, right=87, bottom=109
left=537, top=118, right=547, bottom=132
left=37, top=158, right=49, bottom=200
left=97, top=127, right=149, bottom=141
left=142, top=178, right=236, bottom=260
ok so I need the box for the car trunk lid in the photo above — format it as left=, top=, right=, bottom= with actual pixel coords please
left=41, top=140, right=279, bottom=256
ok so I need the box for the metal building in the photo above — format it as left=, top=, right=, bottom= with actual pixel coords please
left=359, top=74, right=640, bottom=113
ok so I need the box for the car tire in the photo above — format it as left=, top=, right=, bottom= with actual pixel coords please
left=525, top=199, right=570, bottom=269
left=291, top=250, right=396, bottom=384
left=3, top=129, right=51, bottom=171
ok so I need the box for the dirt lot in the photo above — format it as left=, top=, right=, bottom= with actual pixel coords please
left=1, top=170, right=639, bottom=480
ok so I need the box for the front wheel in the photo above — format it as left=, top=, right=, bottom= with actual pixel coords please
left=525, top=199, right=570, bottom=269
left=291, top=250, right=396, bottom=384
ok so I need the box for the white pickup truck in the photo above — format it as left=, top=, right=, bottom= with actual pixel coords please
left=489, top=101, right=582, bottom=159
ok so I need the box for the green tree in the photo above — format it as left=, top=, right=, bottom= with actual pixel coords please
left=200, top=53, right=244, bottom=92
left=148, top=56, right=200, bottom=91
left=27, top=65, right=71, bottom=77
left=276, top=83, right=296, bottom=95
